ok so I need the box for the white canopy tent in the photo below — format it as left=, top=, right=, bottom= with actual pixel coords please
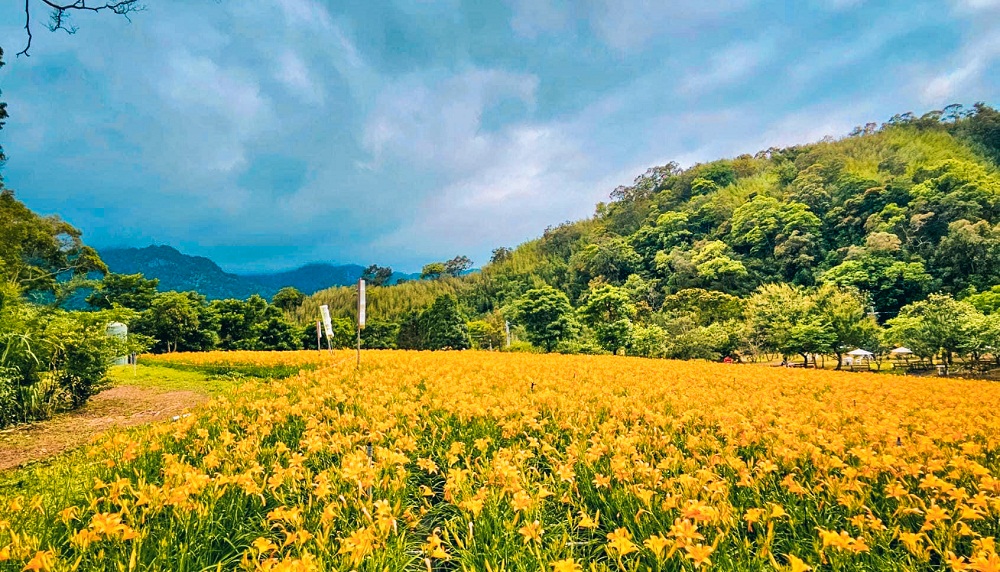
left=847, top=349, right=874, bottom=357
left=890, top=347, right=913, bottom=355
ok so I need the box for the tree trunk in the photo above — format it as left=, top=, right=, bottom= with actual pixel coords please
left=801, top=353, right=809, bottom=367
left=835, top=352, right=842, bottom=370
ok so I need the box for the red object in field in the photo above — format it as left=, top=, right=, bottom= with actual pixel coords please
left=723, top=356, right=734, bottom=364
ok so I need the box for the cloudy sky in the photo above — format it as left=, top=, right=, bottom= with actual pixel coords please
left=0, top=0, right=997, bottom=273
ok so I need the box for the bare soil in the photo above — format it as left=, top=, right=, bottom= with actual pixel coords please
left=0, top=385, right=206, bottom=471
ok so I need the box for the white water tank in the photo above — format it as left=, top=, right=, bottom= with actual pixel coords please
left=107, top=322, right=128, bottom=366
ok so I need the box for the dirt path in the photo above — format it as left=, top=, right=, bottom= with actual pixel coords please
left=0, top=385, right=207, bottom=471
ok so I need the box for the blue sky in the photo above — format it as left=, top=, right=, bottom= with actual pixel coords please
left=0, top=0, right=997, bottom=273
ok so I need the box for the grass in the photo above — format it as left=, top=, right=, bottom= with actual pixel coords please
left=107, top=363, right=237, bottom=396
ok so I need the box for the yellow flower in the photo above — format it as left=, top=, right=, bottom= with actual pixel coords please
left=424, top=530, right=450, bottom=560
left=643, top=534, right=671, bottom=558
left=685, top=543, right=714, bottom=568
left=786, top=554, right=811, bottom=572
left=606, top=527, right=638, bottom=556
left=518, top=520, right=543, bottom=544
left=550, top=559, right=582, bottom=572
left=21, top=551, right=55, bottom=572
left=577, top=511, right=600, bottom=530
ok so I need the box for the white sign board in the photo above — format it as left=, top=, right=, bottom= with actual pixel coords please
left=358, top=279, right=366, bottom=329
left=320, top=305, right=334, bottom=341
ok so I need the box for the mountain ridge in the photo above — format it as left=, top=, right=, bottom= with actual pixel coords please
left=99, top=245, right=417, bottom=300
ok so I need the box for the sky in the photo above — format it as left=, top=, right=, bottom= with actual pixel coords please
left=0, top=0, right=997, bottom=273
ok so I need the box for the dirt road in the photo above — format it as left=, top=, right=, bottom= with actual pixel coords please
left=0, top=385, right=206, bottom=471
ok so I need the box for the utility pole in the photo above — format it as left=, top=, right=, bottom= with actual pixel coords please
left=357, top=279, right=366, bottom=368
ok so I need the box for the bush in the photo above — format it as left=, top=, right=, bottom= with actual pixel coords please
left=0, top=282, right=144, bottom=427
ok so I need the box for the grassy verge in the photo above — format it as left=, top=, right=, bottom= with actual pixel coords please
left=106, top=363, right=235, bottom=396
left=139, top=360, right=316, bottom=381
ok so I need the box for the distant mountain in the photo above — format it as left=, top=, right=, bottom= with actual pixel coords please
left=99, top=246, right=265, bottom=300
left=245, top=263, right=417, bottom=295
left=98, top=246, right=417, bottom=300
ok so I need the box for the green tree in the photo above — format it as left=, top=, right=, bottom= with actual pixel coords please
left=2, top=284, right=144, bottom=425
left=86, top=273, right=159, bottom=311
left=467, top=318, right=504, bottom=350
left=661, top=288, right=743, bottom=325
left=422, top=294, right=470, bottom=350
left=629, top=323, right=668, bottom=358
left=885, top=294, right=981, bottom=368
left=932, top=219, right=1000, bottom=292
left=362, top=265, right=393, bottom=287
left=490, top=247, right=513, bottom=264
left=301, top=317, right=353, bottom=350
left=729, top=196, right=821, bottom=261
left=360, top=320, right=400, bottom=349
left=444, top=256, right=473, bottom=277
left=0, top=189, right=107, bottom=297
left=813, top=284, right=880, bottom=369
left=210, top=295, right=298, bottom=351
left=965, top=286, right=1000, bottom=315
left=578, top=284, right=636, bottom=354
left=743, top=283, right=814, bottom=363
left=961, top=103, right=1000, bottom=164
left=570, top=237, right=641, bottom=285
left=908, top=159, right=1000, bottom=246
left=690, top=240, right=749, bottom=291
left=140, top=292, right=203, bottom=353
left=421, top=262, right=447, bottom=280
left=272, top=286, right=306, bottom=312
left=821, top=236, right=933, bottom=318
left=255, top=316, right=300, bottom=351
left=512, top=286, right=578, bottom=352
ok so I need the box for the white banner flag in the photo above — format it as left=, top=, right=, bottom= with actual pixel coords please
left=320, top=305, right=334, bottom=341
left=358, top=279, right=366, bottom=329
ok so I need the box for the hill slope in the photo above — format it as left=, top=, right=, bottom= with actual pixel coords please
left=460, top=105, right=1000, bottom=315
left=297, top=103, right=1000, bottom=329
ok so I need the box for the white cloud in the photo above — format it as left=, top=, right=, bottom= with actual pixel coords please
left=157, top=50, right=272, bottom=174
left=919, top=18, right=1000, bottom=104
left=275, top=51, right=325, bottom=105
left=587, top=0, right=754, bottom=51
left=362, top=68, right=539, bottom=172
left=678, top=39, right=774, bottom=95
left=275, top=0, right=334, bottom=29
left=508, top=0, right=573, bottom=38
left=952, top=0, right=1000, bottom=11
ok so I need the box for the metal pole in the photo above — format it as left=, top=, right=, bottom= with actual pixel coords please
left=316, top=321, right=322, bottom=353
left=356, top=325, right=361, bottom=368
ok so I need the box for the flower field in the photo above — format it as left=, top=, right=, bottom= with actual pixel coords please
left=3, top=350, right=1000, bottom=571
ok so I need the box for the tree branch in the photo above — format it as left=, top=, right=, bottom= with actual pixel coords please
left=16, top=0, right=33, bottom=57
left=18, top=0, right=145, bottom=57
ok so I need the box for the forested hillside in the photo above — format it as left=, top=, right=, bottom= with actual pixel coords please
left=482, top=104, right=999, bottom=306
left=303, top=103, right=1000, bottom=362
